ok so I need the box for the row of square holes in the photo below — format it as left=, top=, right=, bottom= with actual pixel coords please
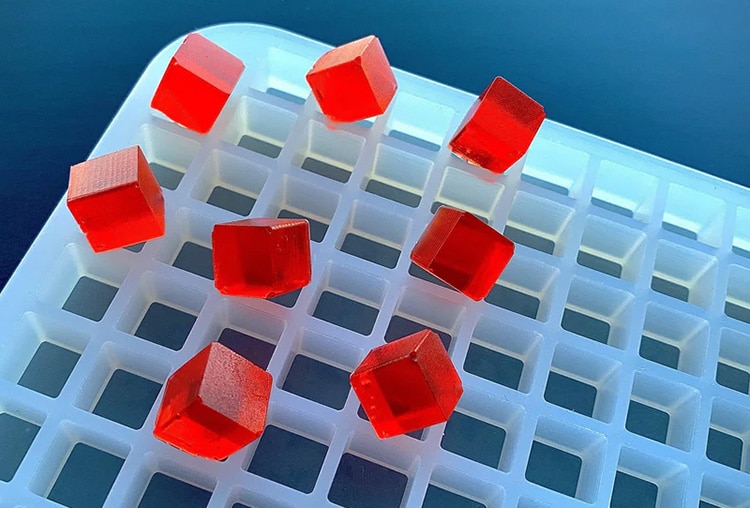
left=59, top=246, right=750, bottom=380
left=523, top=138, right=750, bottom=254
left=144, top=74, right=750, bottom=269
left=2, top=400, right=748, bottom=508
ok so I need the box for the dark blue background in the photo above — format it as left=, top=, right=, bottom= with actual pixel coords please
left=1, top=1, right=748, bottom=287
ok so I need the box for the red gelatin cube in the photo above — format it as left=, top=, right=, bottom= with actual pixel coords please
left=67, top=146, right=165, bottom=252
left=151, top=33, right=245, bottom=134
left=351, top=329, right=463, bottom=439
left=212, top=218, right=312, bottom=298
left=153, top=342, right=272, bottom=460
left=411, top=206, right=514, bottom=301
left=449, top=76, right=545, bottom=174
left=306, top=35, right=397, bottom=123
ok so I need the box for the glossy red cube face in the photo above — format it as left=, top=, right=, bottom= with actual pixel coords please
left=151, top=33, right=245, bottom=134
left=306, top=35, right=397, bottom=123
left=67, top=146, right=165, bottom=252
left=351, top=329, right=463, bottom=439
left=153, top=342, right=272, bottom=460
left=212, top=218, right=312, bottom=298
left=449, top=77, right=545, bottom=174
left=411, top=206, right=514, bottom=301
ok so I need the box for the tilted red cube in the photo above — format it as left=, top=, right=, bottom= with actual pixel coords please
left=306, top=35, right=397, bottom=123
left=351, top=329, right=463, bottom=439
left=212, top=218, right=312, bottom=298
left=67, top=146, right=165, bottom=252
left=411, top=206, right=514, bottom=301
left=153, top=342, right=272, bottom=460
left=449, top=77, right=545, bottom=174
left=151, top=33, right=245, bottom=134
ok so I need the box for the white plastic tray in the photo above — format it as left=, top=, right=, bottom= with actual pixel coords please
left=0, top=23, right=749, bottom=508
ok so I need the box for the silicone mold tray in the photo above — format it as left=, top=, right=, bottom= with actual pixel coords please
left=1, top=23, right=749, bottom=508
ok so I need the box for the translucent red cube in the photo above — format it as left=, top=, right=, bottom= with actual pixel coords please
left=411, top=206, right=514, bottom=301
left=351, top=329, right=463, bottom=439
left=153, top=342, right=272, bottom=460
left=66, top=146, right=165, bottom=252
left=151, top=33, right=245, bottom=134
left=306, top=35, right=397, bottom=123
left=449, top=76, right=545, bottom=174
left=212, top=218, right=312, bottom=298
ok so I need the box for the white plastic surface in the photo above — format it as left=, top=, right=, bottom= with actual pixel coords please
left=1, top=23, right=749, bottom=508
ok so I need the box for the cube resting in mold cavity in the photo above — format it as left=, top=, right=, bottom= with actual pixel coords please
left=351, top=329, right=463, bottom=439
left=212, top=218, right=312, bottom=298
left=67, top=146, right=165, bottom=252
left=411, top=206, right=515, bottom=300
left=306, top=35, right=397, bottom=123
left=151, top=33, right=245, bottom=134
left=153, top=342, right=272, bottom=460
left=449, top=77, right=545, bottom=174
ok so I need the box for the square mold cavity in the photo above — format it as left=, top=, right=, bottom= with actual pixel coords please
left=223, top=96, right=297, bottom=159
left=651, top=240, right=717, bottom=308
left=362, top=144, right=433, bottom=208
left=717, top=328, right=750, bottom=395
left=522, top=137, right=590, bottom=197
left=310, top=263, right=387, bottom=337
left=543, top=343, right=622, bottom=423
left=328, top=433, right=413, bottom=508
left=561, top=277, right=635, bottom=349
left=427, top=464, right=502, bottom=508
left=41, top=243, right=129, bottom=322
left=27, top=425, right=130, bottom=506
left=625, top=372, right=700, bottom=451
left=268, top=176, right=340, bottom=244
left=201, top=298, right=284, bottom=369
left=0, top=411, right=41, bottom=482
left=639, top=303, right=709, bottom=376
left=463, top=316, right=542, bottom=393
left=385, top=285, right=465, bottom=352
left=247, top=46, right=313, bottom=103
left=247, top=423, right=330, bottom=494
left=609, top=447, right=688, bottom=508
left=73, top=344, right=169, bottom=430
left=725, top=264, right=750, bottom=326
left=385, top=91, right=455, bottom=152
left=191, top=149, right=270, bottom=217
left=504, top=191, right=575, bottom=257
left=134, top=123, right=200, bottom=191
left=1, top=314, right=88, bottom=398
left=337, top=201, right=411, bottom=269
left=700, top=474, right=750, bottom=508
left=732, top=206, right=750, bottom=257
left=116, top=272, right=206, bottom=351
left=422, top=485, right=487, bottom=508
left=157, top=209, right=215, bottom=281
left=524, top=416, right=607, bottom=503
left=138, top=471, right=213, bottom=508
left=431, top=166, right=504, bottom=223
left=706, top=398, right=750, bottom=473
left=591, top=159, right=659, bottom=222
left=662, top=183, right=726, bottom=247
left=577, top=215, right=647, bottom=282
left=440, top=390, right=524, bottom=472
left=279, top=328, right=360, bottom=410
left=46, top=442, right=125, bottom=508
left=485, top=256, right=559, bottom=322
left=291, top=120, right=364, bottom=183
